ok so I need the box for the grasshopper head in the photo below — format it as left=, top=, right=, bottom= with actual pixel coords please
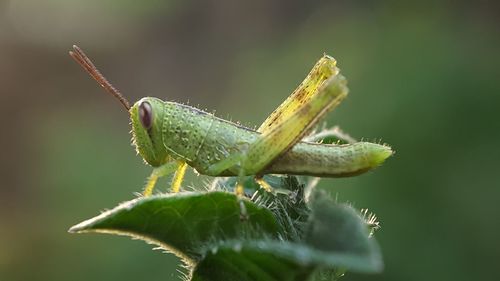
left=130, top=97, right=169, bottom=167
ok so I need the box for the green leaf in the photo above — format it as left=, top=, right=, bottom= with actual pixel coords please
left=191, top=194, right=382, bottom=280
left=309, top=268, right=346, bottom=281
left=304, top=193, right=383, bottom=273
left=70, top=181, right=382, bottom=281
left=69, top=191, right=282, bottom=263
left=192, top=234, right=377, bottom=281
left=192, top=241, right=315, bottom=281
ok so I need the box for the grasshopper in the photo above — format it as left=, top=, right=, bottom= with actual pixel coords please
left=69, top=45, right=392, bottom=197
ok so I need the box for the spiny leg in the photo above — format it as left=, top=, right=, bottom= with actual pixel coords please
left=171, top=160, right=188, bottom=193
left=242, top=72, right=348, bottom=175
left=205, top=55, right=347, bottom=206
left=143, top=177, right=158, bottom=197
left=143, top=161, right=179, bottom=196
left=210, top=55, right=346, bottom=217
left=258, top=54, right=338, bottom=134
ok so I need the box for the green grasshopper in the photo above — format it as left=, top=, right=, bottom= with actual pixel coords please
left=69, top=45, right=392, bottom=196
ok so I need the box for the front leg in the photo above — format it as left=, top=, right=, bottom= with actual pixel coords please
left=143, top=161, right=179, bottom=196
left=171, top=160, right=188, bottom=193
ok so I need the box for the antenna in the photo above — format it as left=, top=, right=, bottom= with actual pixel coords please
left=69, top=45, right=131, bottom=111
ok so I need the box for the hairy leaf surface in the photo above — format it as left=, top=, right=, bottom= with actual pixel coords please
left=69, top=192, right=282, bottom=262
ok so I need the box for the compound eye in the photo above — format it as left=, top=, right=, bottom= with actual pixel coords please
left=139, top=101, right=153, bottom=130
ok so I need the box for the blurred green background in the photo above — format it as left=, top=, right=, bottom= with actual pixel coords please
left=1, top=1, right=499, bottom=280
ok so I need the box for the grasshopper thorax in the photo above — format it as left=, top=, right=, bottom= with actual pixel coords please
left=130, top=97, right=169, bottom=167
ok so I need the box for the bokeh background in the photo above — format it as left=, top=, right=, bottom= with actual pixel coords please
left=1, top=1, right=499, bottom=280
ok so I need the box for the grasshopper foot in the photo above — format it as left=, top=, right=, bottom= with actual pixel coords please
left=255, top=177, right=275, bottom=194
